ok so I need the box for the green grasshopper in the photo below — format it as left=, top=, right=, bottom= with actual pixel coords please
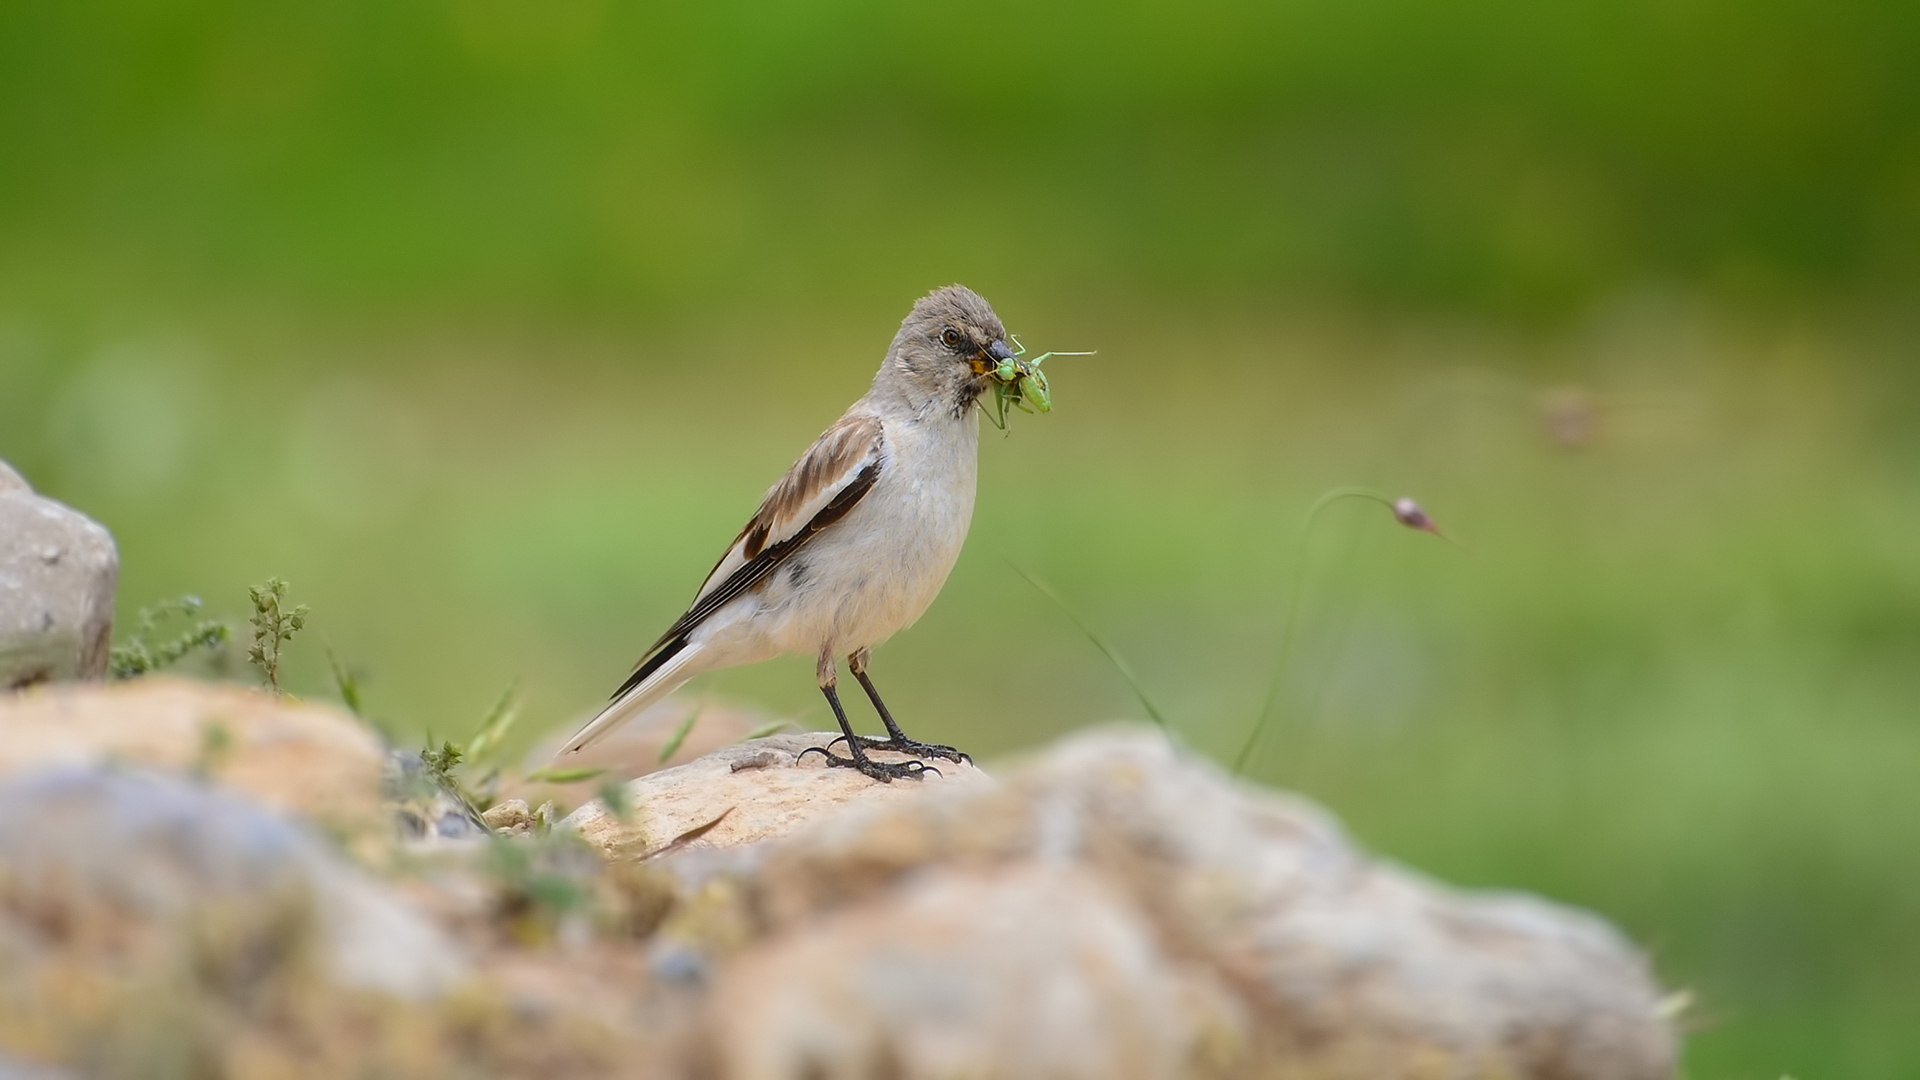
left=983, top=335, right=1091, bottom=431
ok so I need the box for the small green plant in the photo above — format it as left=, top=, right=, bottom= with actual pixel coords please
left=414, top=736, right=495, bottom=825
left=108, top=596, right=230, bottom=679
left=408, top=679, right=528, bottom=813
left=420, top=738, right=465, bottom=789
left=245, top=578, right=308, bottom=693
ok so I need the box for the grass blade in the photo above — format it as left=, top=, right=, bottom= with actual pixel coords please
left=326, top=647, right=365, bottom=718
left=741, top=718, right=797, bottom=741
left=464, top=679, right=521, bottom=766
left=523, top=765, right=608, bottom=785
left=1006, top=558, right=1169, bottom=730
left=658, top=703, right=703, bottom=764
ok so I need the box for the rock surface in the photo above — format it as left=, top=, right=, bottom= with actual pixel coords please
left=0, top=676, right=389, bottom=841
left=687, top=727, right=1675, bottom=1080
left=0, top=675, right=1676, bottom=1080
left=0, top=462, right=118, bottom=688
left=710, top=862, right=1240, bottom=1080
left=563, top=731, right=990, bottom=857
left=508, top=695, right=779, bottom=805
left=0, top=767, right=463, bottom=999
left=0, top=766, right=679, bottom=1079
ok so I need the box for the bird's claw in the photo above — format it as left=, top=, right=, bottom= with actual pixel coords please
left=799, top=744, right=938, bottom=782
left=827, top=733, right=971, bottom=767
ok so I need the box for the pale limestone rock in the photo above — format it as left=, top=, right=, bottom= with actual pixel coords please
left=0, top=463, right=118, bottom=688
left=711, top=864, right=1246, bottom=1080
left=0, top=676, right=388, bottom=842
left=688, top=726, right=1674, bottom=1080
left=563, top=731, right=989, bottom=858
left=483, top=797, right=534, bottom=833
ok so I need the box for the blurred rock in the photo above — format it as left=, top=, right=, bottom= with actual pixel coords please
left=484, top=797, right=535, bottom=834
left=0, top=672, right=1675, bottom=1078
left=0, top=766, right=684, bottom=1079
left=563, top=731, right=989, bottom=858
left=693, top=727, right=1674, bottom=1080
left=0, top=1053, right=79, bottom=1080
left=0, top=676, right=388, bottom=842
left=0, top=767, right=462, bottom=997
left=0, top=462, right=118, bottom=688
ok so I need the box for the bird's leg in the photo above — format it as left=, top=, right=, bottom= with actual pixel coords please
left=797, top=652, right=933, bottom=782
left=828, top=648, right=971, bottom=766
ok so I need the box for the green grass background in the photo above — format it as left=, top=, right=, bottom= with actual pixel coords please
left=3, top=1, right=1919, bottom=1074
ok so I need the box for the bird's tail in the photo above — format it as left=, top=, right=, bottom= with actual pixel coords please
left=559, top=637, right=708, bottom=755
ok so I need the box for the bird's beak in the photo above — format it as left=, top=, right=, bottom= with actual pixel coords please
left=979, top=340, right=1018, bottom=381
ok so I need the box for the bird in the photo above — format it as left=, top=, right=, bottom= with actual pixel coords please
left=559, top=284, right=1038, bottom=781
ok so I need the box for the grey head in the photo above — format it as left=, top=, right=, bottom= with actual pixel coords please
left=874, top=284, right=1015, bottom=419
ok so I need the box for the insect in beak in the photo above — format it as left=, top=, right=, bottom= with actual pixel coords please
left=978, top=334, right=1087, bottom=431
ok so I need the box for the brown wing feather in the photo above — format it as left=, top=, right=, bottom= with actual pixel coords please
left=741, top=414, right=885, bottom=561
left=615, top=413, right=887, bottom=691
left=693, top=413, right=885, bottom=601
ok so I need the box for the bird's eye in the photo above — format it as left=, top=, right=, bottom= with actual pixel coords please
left=941, top=328, right=964, bottom=349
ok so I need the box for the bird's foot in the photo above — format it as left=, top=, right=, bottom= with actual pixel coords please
left=829, top=734, right=972, bottom=766
left=798, top=744, right=938, bottom=783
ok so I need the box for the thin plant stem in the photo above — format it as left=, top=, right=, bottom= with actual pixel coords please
left=1233, top=486, right=1407, bottom=775
left=1007, top=558, right=1170, bottom=730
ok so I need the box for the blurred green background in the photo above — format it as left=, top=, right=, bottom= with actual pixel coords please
left=3, top=1, right=1918, bottom=1074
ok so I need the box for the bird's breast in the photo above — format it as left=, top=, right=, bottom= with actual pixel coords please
left=822, top=413, right=979, bottom=647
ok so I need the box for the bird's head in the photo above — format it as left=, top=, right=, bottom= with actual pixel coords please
left=882, top=284, right=1021, bottom=418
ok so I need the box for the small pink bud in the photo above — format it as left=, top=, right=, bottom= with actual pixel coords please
left=1392, top=497, right=1440, bottom=534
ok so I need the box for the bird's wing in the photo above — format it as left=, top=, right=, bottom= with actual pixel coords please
left=611, top=412, right=887, bottom=698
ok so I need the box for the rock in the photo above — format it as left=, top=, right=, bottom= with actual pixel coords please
left=562, top=731, right=990, bottom=858
left=0, top=1053, right=79, bottom=1080
left=0, top=766, right=688, bottom=1079
left=0, top=768, right=463, bottom=1000
left=508, top=695, right=776, bottom=805
left=691, top=726, right=1674, bottom=1080
left=0, top=676, right=388, bottom=843
left=0, top=670, right=1675, bottom=1078
left=0, top=463, right=118, bottom=688
left=483, top=797, right=535, bottom=834
left=711, top=863, right=1244, bottom=1080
